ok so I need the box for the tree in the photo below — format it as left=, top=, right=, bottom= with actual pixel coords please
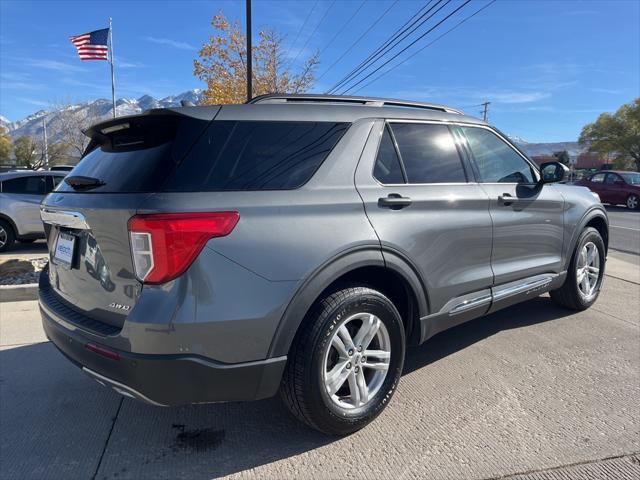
left=13, top=135, right=39, bottom=168
left=194, top=13, right=319, bottom=105
left=0, top=126, right=11, bottom=162
left=579, top=98, right=640, bottom=172
left=51, top=102, right=99, bottom=157
left=553, top=150, right=571, bottom=166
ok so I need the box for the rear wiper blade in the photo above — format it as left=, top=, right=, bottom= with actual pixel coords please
left=64, top=175, right=106, bottom=190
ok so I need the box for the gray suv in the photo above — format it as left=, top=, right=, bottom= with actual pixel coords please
left=0, top=170, right=66, bottom=251
left=38, top=95, right=608, bottom=435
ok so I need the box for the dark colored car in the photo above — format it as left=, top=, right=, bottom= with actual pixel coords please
left=38, top=94, right=608, bottom=435
left=576, top=170, right=640, bottom=210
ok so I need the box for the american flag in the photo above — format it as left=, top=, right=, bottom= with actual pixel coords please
left=69, top=28, right=109, bottom=60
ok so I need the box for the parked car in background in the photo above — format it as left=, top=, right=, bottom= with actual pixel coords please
left=0, top=170, right=66, bottom=251
left=38, top=94, right=608, bottom=435
left=576, top=170, right=640, bottom=210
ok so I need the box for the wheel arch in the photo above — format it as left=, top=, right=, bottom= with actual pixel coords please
left=267, top=246, right=428, bottom=358
left=0, top=213, right=18, bottom=236
left=565, top=207, right=609, bottom=270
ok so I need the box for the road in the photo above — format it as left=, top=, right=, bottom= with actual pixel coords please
left=1, top=267, right=639, bottom=479
left=606, top=206, right=640, bottom=255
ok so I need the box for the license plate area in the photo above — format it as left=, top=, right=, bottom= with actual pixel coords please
left=53, top=231, right=77, bottom=268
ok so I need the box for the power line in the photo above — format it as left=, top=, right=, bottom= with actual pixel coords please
left=318, top=0, right=366, bottom=57
left=287, top=1, right=319, bottom=63
left=316, top=0, right=399, bottom=83
left=289, top=0, right=337, bottom=68
left=348, top=0, right=496, bottom=94
left=327, top=0, right=443, bottom=94
left=480, top=101, right=490, bottom=121
left=342, top=0, right=473, bottom=94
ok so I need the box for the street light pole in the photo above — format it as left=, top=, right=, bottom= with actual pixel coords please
left=246, top=0, right=252, bottom=102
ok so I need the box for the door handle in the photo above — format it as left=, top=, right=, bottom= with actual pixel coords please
left=378, top=194, right=412, bottom=210
left=498, top=193, right=528, bottom=206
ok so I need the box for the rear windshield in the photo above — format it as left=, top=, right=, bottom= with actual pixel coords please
left=165, top=121, right=349, bottom=191
left=57, top=120, right=349, bottom=193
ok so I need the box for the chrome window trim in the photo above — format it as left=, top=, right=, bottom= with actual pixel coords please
left=40, top=208, right=89, bottom=230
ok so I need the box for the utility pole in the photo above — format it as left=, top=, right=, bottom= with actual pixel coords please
left=42, top=116, right=49, bottom=169
left=246, top=0, right=252, bottom=102
left=480, top=101, right=490, bottom=122
left=108, top=17, right=117, bottom=118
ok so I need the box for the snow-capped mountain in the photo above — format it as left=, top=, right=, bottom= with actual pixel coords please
left=3, top=89, right=204, bottom=143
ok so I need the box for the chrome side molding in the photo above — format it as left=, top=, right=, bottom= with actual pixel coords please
left=492, top=274, right=555, bottom=302
left=40, top=208, right=89, bottom=230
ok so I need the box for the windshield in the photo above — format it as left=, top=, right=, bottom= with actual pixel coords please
left=619, top=172, right=640, bottom=185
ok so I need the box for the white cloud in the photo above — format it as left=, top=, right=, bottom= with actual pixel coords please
left=143, top=36, right=195, bottom=50
left=23, top=59, right=86, bottom=73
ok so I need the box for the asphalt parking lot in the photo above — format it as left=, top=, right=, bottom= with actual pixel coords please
left=1, top=207, right=639, bottom=480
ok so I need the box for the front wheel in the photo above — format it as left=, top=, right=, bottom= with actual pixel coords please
left=550, top=227, right=605, bottom=310
left=0, top=220, right=15, bottom=252
left=627, top=194, right=639, bottom=210
left=280, top=286, right=405, bottom=435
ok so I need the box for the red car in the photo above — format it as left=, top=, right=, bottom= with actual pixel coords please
left=576, top=170, right=640, bottom=210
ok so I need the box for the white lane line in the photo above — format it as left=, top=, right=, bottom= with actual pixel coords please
left=610, top=225, right=640, bottom=231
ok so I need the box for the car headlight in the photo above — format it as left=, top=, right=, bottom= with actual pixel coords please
left=591, top=192, right=601, bottom=202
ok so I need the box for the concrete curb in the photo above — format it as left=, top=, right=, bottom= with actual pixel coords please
left=0, top=284, right=38, bottom=303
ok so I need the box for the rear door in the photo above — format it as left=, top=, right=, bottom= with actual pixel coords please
left=459, top=126, right=565, bottom=286
left=355, top=120, right=494, bottom=321
left=1, top=175, right=47, bottom=235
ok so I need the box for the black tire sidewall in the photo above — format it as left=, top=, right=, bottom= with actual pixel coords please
left=567, top=227, right=606, bottom=308
left=0, top=220, right=15, bottom=252
left=306, top=290, right=405, bottom=434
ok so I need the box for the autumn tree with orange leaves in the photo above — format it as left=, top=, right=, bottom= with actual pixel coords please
left=194, top=13, right=319, bottom=105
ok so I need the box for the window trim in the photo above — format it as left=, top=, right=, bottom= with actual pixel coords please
left=372, top=120, right=471, bottom=186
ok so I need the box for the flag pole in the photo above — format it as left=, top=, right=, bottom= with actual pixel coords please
left=108, top=17, right=116, bottom=118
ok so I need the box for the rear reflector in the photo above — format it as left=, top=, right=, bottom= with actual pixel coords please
left=85, top=342, right=120, bottom=361
left=128, top=211, right=239, bottom=284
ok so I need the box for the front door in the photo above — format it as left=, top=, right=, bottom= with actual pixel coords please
left=354, top=120, right=494, bottom=319
left=458, top=126, right=565, bottom=286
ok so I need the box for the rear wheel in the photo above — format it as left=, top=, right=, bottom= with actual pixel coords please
left=550, top=227, right=605, bottom=310
left=0, top=220, right=16, bottom=252
left=281, top=286, right=405, bottom=435
left=627, top=194, right=639, bottom=210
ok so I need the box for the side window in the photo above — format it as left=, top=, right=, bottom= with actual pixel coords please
left=373, top=126, right=405, bottom=184
left=590, top=173, right=605, bottom=183
left=604, top=173, right=619, bottom=185
left=390, top=123, right=466, bottom=183
left=462, top=127, right=536, bottom=184
left=51, top=175, right=65, bottom=190
left=0, top=176, right=47, bottom=195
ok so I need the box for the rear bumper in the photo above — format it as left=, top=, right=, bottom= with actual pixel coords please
left=39, top=291, right=287, bottom=406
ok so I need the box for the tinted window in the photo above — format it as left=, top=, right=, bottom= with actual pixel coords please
left=373, top=126, right=405, bottom=184
left=620, top=172, right=640, bottom=185
left=1, top=175, right=47, bottom=195
left=51, top=175, right=64, bottom=188
left=167, top=121, right=349, bottom=191
left=590, top=173, right=605, bottom=183
left=390, top=123, right=466, bottom=183
left=56, top=142, right=176, bottom=193
left=462, top=127, right=535, bottom=184
left=604, top=173, right=620, bottom=184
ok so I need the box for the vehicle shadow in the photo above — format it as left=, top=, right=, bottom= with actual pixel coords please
left=604, top=205, right=638, bottom=214
left=0, top=295, right=575, bottom=480
left=0, top=239, right=48, bottom=256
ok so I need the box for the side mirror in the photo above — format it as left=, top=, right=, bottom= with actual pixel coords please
left=539, top=161, right=569, bottom=184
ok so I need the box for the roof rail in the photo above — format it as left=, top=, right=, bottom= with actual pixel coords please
left=248, top=94, right=463, bottom=115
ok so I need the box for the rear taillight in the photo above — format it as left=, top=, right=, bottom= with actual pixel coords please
left=128, top=212, right=239, bottom=284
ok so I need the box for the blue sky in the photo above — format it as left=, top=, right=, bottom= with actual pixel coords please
left=0, top=0, right=638, bottom=142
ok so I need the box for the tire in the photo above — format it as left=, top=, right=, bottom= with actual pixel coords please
left=0, top=219, right=16, bottom=252
left=627, top=194, right=639, bottom=211
left=280, top=286, right=405, bottom=435
left=550, top=227, right=605, bottom=311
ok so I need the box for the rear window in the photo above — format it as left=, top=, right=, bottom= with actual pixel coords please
left=165, top=121, right=349, bottom=191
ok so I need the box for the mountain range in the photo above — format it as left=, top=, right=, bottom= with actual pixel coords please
left=0, top=89, right=583, bottom=158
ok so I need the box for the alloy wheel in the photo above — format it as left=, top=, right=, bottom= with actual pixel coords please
left=322, top=312, right=391, bottom=409
left=576, top=241, right=600, bottom=299
left=627, top=195, right=639, bottom=210
left=0, top=226, right=7, bottom=249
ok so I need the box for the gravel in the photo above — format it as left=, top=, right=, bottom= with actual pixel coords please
left=0, top=257, right=47, bottom=285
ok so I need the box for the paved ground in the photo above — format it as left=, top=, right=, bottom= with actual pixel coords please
left=1, top=263, right=638, bottom=479
left=606, top=206, right=640, bottom=255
